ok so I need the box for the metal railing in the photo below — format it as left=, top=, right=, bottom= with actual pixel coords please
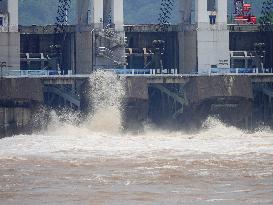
left=101, top=68, right=178, bottom=75
left=1, top=69, right=73, bottom=77
left=209, top=68, right=273, bottom=74
left=2, top=68, right=273, bottom=78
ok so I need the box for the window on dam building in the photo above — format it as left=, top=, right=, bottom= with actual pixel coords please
left=207, top=0, right=216, bottom=11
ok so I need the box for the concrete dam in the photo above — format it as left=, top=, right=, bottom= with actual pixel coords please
left=1, top=0, right=273, bottom=136
left=1, top=73, right=273, bottom=137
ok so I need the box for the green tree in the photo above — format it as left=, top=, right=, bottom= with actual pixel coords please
left=259, top=0, right=273, bottom=32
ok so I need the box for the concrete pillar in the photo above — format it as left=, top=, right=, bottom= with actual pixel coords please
left=0, top=0, right=20, bottom=69
left=111, top=0, right=124, bottom=31
left=103, top=0, right=112, bottom=27
left=77, top=0, right=91, bottom=27
left=195, top=0, right=207, bottom=26
left=8, top=0, right=18, bottom=32
left=216, top=0, right=227, bottom=25
left=92, top=0, right=104, bottom=28
left=179, top=0, right=193, bottom=25
left=194, top=0, right=230, bottom=73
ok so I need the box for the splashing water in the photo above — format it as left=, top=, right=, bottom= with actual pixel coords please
left=1, top=72, right=273, bottom=204
left=42, top=70, right=125, bottom=136
left=86, top=70, right=125, bottom=134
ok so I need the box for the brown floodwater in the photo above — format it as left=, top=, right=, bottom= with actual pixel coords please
left=0, top=118, right=273, bottom=205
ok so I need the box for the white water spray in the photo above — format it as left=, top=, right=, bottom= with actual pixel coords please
left=44, top=70, right=125, bottom=136
left=85, top=70, right=125, bottom=134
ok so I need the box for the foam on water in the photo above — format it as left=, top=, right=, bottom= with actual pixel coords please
left=0, top=71, right=273, bottom=160
left=1, top=74, right=273, bottom=205
left=86, top=70, right=125, bottom=134
left=0, top=117, right=273, bottom=160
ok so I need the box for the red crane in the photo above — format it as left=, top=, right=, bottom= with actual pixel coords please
left=234, top=0, right=257, bottom=24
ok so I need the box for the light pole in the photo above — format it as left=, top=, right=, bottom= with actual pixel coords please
left=91, top=28, right=95, bottom=72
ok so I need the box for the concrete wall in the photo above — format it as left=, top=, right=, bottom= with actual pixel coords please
left=179, top=30, right=197, bottom=74
left=75, top=31, right=93, bottom=74
left=185, top=76, right=253, bottom=105
left=0, top=32, right=20, bottom=69
left=123, top=75, right=254, bottom=129
left=0, top=78, right=43, bottom=137
left=0, top=107, right=32, bottom=137
left=197, top=29, right=230, bottom=71
left=0, top=78, right=43, bottom=102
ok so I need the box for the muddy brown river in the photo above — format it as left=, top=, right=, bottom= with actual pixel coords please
left=1, top=72, right=273, bottom=204
left=0, top=119, right=273, bottom=205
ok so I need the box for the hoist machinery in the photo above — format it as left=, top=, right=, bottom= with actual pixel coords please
left=234, top=0, right=257, bottom=24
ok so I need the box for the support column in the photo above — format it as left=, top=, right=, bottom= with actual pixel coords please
left=180, top=0, right=193, bottom=24
left=77, top=0, right=91, bottom=27
left=194, top=0, right=230, bottom=73
left=103, top=0, right=112, bottom=27
left=111, top=0, right=124, bottom=31
left=216, top=0, right=227, bottom=25
left=8, top=0, right=18, bottom=32
left=92, top=0, right=104, bottom=29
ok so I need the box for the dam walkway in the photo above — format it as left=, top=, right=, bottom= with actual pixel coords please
left=2, top=68, right=273, bottom=76
left=3, top=68, right=273, bottom=84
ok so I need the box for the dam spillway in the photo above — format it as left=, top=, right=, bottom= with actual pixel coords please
left=2, top=72, right=273, bottom=135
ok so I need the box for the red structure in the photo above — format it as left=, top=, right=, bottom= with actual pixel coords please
left=234, top=0, right=257, bottom=24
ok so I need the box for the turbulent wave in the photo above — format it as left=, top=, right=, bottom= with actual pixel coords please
left=1, top=71, right=273, bottom=160
left=44, top=70, right=125, bottom=136
left=0, top=117, right=273, bottom=160
left=86, top=70, right=125, bottom=134
left=1, top=71, right=272, bottom=205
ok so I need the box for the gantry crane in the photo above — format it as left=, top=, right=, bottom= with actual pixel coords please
left=234, top=0, right=257, bottom=24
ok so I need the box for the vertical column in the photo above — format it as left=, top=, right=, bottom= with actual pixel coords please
left=92, top=0, right=104, bottom=28
left=103, top=0, right=112, bottom=27
left=216, top=0, right=227, bottom=24
left=111, top=0, right=124, bottom=31
left=195, top=0, right=208, bottom=26
left=194, top=0, right=230, bottom=73
left=180, top=0, right=193, bottom=25
left=77, top=0, right=91, bottom=26
left=7, top=0, right=18, bottom=32
left=178, top=0, right=184, bottom=25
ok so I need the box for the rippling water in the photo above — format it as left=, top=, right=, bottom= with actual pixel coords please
left=1, top=71, right=273, bottom=204
left=1, top=119, right=273, bottom=205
